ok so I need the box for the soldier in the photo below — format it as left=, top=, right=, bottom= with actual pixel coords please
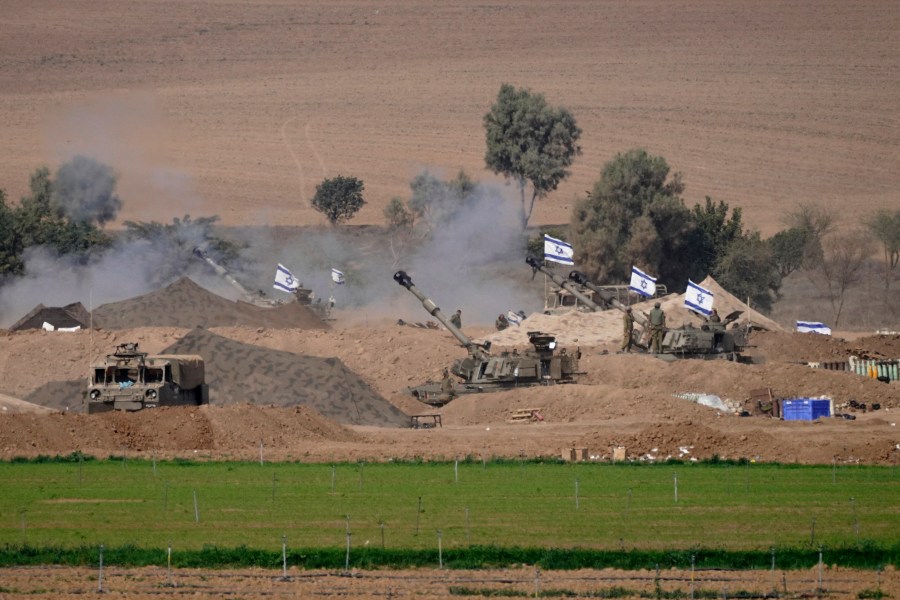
left=495, top=313, right=509, bottom=331
left=440, top=367, right=456, bottom=401
left=708, top=308, right=721, bottom=323
left=649, top=301, right=666, bottom=354
left=620, top=307, right=634, bottom=353
left=449, top=309, right=462, bottom=329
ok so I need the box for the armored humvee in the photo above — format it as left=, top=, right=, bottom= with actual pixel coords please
left=86, top=343, right=209, bottom=413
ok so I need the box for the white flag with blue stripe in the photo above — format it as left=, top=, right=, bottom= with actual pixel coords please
left=684, top=279, right=714, bottom=316
left=629, top=266, right=657, bottom=298
left=796, top=321, right=831, bottom=335
left=331, top=268, right=345, bottom=285
left=544, top=234, right=574, bottom=265
left=274, top=263, right=300, bottom=293
left=506, top=310, right=522, bottom=326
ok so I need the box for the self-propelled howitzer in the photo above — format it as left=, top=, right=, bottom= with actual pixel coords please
left=569, top=270, right=756, bottom=362
left=393, top=270, right=581, bottom=406
left=525, top=256, right=604, bottom=312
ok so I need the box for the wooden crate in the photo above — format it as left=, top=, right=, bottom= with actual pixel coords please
left=507, top=407, right=544, bottom=423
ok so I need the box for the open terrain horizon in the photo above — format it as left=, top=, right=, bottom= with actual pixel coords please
left=1, top=0, right=897, bottom=236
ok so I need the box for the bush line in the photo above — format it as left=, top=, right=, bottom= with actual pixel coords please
left=1, top=544, right=896, bottom=569
left=0, top=452, right=855, bottom=468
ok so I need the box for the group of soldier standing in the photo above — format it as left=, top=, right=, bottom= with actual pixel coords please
left=621, top=301, right=668, bottom=354
left=622, top=302, right=720, bottom=354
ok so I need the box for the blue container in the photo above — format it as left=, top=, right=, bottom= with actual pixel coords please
left=782, top=398, right=831, bottom=421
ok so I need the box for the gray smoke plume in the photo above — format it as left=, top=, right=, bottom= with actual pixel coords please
left=53, top=156, right=122, bottom=226
left=0, top=160, right=545, bottom=328
left=229, top=174, right=543, bottom=325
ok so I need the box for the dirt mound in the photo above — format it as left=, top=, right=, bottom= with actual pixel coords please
left=0, top=404, right=362, bottom=458
left=203, top=404, right=364, bottom=454
left=753, top=331, right=900, bottom=363
left=92, top=277, right=329, bottom=330
left=162, top=328, right=408, bottom=427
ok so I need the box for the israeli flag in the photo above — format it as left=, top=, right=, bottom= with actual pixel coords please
left=274, top=263, right=300, bottom=293
left=544, top=234, right=574, bottom=265
left=684, top=279, right=714, bottom=316
left=506, top=310, right=522, bottom=326
left=331, top=268, right=345, bottom=285
left=629, top=266, right=657, bottom=298
left=796, top=321, right=832, bottom=335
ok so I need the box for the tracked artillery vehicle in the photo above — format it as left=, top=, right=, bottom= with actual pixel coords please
left=393, top=270, right=581, bottom=406
left=568, top=270, right=756, bottom=363
left=526, top=256, right=604, bottom=314
left=86, top=343, right=209, bottom=413
left=193, top=246, right=332, bottom=319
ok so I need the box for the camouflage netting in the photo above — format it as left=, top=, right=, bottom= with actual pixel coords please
left=25, top=380, right=85, bottom=412
left=161, top=328, right=408, bottom=427
left=91, top=277, right=329, bottom=330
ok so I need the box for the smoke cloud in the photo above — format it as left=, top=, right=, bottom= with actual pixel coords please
left=2, top=154, right=544, bottom=328
left=54, top=156, right=122, bottom=226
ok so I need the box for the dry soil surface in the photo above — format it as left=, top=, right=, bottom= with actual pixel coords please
left=1, top=318, right=897, bottom=465
left=0, top=566, right=896, bottom=600
left=1, top=1, right=898, bottom=235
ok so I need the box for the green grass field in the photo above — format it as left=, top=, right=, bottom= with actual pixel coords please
left=1, top=457, right=897, bottom=557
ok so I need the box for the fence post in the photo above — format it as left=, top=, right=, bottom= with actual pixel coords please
left=344, top=531, right=352, bottom=574
left=166, top=543, right=173, bottom=587
left=97, top=544, right=105, bottom=593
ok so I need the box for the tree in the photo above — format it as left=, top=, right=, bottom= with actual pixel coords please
left=122, top=214, right=242, bottom=285
left=383, top=197, right=415, bottom=268
left=783, top=203, right=836, bottom=268
left=807, top=231, right=874, bottom=327
left=689, top=197, right=744, bottom=278
left=0, top=189, right=23, bottom=276
left=484, top=84, right=582, bottom=229
left=383, top=197, right=414, bottom=231
left=407, top=170, right=474, bottom=232
left=714, top=233, right=781, bottom=311
left=15, top=166, right=110, bottom=258
left=769, top=227, right=815, bottom=278
left=863, top=209, right=900, bottom=291
left=53, top=155, right=122, bottom=226
left=311, top=176, right=366, bottom=226
left=570, top=149, right=693, bottom=285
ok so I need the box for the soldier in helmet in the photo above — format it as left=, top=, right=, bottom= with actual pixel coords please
left=449, top=309, right=462, bottom=329
left=495, top=313, right=509, bottom=331
left=708, top=308, right=721, bottom=323
left=649, top=301, right=666, bottom=354
left=440, top=367, right=456, bottom=402
left=620, top=307, right=635, bottom=353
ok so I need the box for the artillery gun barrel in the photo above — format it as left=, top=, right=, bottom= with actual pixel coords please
left=393, top=271, right=478, bottom=350
left=568, top=270, right=649, bottom=327
left=525, top=256, right=604, bottom=311
left=193, top=247, right=256, bottom=300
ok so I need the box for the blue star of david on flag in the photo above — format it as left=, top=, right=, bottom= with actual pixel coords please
left=543, top=234, right=574, bottom=265
left=684, top=280, right=714, bottom=316
left=629, top=266, right=657, bottom=298
left=274, top=263, right=300, bottom=293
